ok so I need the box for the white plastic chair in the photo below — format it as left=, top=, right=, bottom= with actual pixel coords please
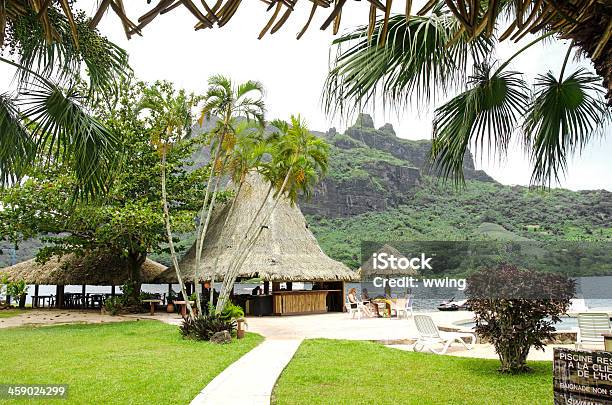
left=576, top=312, right=611, bottom=349
left=345, top=298, right=364, bottom=319
left=413, top=315, right=475, bottom=354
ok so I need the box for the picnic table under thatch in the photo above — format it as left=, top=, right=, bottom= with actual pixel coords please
left=0, top=254, right=167, bottom=309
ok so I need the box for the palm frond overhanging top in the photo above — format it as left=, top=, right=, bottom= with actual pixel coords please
left=3, top=1, right=608, bottom=100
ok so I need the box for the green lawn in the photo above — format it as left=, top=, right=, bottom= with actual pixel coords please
left=0, top=321, right=263, bottom=404
left=0, top=308, right=26, bottom=318
left=273, top=339, right=553, bottom=405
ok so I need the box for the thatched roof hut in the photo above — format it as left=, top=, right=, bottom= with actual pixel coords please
left=156, top=173, right=357, bottom=283
left=0, top=254, right=167, bottom=285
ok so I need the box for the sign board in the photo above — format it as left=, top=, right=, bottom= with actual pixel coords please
left=554, top=348, right=612, bottom=404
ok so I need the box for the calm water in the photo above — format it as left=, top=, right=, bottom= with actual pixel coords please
left=455, top=316, right=581, bottom=331
left=14, top=276, right=612, bottom=312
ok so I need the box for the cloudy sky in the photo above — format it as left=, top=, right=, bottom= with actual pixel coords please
left=2, top=1, right=610, bottom=190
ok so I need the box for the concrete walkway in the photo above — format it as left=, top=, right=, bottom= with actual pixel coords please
left=190, top=338, right=302, bottom=405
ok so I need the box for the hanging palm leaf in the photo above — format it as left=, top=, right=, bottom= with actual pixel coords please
left=430, top=63, right=530, bottom=184
left=524, top=68, right=610, bottom=186
left=324, top=10, right=492, bottom=115
left=0, top=94, right=35, bottom=185
left=18, top=78, right=119, bottom=197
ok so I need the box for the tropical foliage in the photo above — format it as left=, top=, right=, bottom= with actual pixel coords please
left=216, top=115, right=329, bottom=311
left=1, top=1, right=130, bottom=197
left=324, top=2, right=610, bottom=187
left=0, top=80, right=212, bottom=298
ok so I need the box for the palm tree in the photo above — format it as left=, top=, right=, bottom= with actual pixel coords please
left=216, top=114, right=329, bottom=311
left=138, top=81, right=197, bottom=318
left=1, top=2, right=130, bottom=197
left=324, top=4, right=610, bottom=187
left=193, top=75, right=265, bottom=313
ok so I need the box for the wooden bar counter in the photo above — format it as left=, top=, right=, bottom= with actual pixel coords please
left=272, top=290, right=341, bottom=316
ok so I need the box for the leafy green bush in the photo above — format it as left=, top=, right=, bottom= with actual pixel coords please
left=6, top=280, right=28, bottom=308
left=103, top=297, right=123, bottom=316
left=466, top=264, right=575, bottom=373
left=221, top=302, right=244, bottom=321
left=180, top=313, right=236, bottom=341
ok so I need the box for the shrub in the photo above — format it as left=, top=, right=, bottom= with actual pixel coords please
left=103, top=297, right=124, bottom=316
left=180, top=312, right=236, bottom=341
left=466, top=264, right=575, bottom=373
left=6, top=280, right=28, bottom=309
left=221, top=302, right=244, bottom=321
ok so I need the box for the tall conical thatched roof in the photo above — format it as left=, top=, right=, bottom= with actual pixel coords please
left=0, top=254, right=167, bottom=285
left=156, top=173, right=357, bottom=283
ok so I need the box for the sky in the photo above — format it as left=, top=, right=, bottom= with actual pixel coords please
left=1, top=1, right=610, bottom=191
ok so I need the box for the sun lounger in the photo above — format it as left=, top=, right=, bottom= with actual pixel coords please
left=413, top=315, right=475, bottom=354
left=576, top=312, right=611, bottom=349
left=390, top=297, right=414, bottom=319
left=345, top=298, right=365, bottom=319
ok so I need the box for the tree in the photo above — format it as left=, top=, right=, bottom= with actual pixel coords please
left=216, top=114, right=329, bottom=311
left=192, top=75, right=265, bottom=314
left=466, top=264, right=575, bottom=373
left=1, top=3, right=131, bottom=197
left=0, top=80, right=210, bottom=301
left=138, top=80, right=201, bottom=315
left=324, top=6, right=610, bottom=187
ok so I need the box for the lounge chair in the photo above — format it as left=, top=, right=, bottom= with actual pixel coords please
left=576, top=312, right=611, bottom=349
left=345, top=298, right=365, bottom=319
left=390, top=297, right=414, bottom=319
left=413, top=315, right=475, bottom=354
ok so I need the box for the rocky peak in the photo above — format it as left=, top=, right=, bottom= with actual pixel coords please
left=378, top=123, right=395, bottom=136
left=353, top=113, right=375, bottom=129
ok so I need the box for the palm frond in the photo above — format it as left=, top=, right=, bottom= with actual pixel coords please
left=7, top=7, right=130, bottom=99
left=0, top=93, right=34, bottom=185
left=19, top=78, right=118, bottom=197
left=523, top=68, right=610, bottom=186
left=324, top=10, right=493, bottom=116
left=430, top=63, right=530, bottom=184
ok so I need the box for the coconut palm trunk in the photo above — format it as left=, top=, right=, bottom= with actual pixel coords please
left=160, top=148, right=194, bottom=318
left=215, top=181, right=274, bottom=309
left=216, top=170, right=291, bottom=311
left=193, top=132, right=226, bottom=314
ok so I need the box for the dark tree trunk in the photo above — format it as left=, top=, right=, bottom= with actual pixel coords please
left=127, top=251, right=146, bottom=300
left=560, top=1, right=612, bottom=106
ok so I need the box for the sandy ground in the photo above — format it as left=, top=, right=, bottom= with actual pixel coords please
left=0, top=309, right=151, bottom=329
left=1, top=309, right=586, bottom=360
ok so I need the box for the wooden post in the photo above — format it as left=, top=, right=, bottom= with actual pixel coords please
left=82, top=284, right=86, bottom=309
left=264, top=281, right=270, bottom=295
left=286, top=282, right=293, bottom=291
left=168, top=283, right=172, bottom=294
left=34, top=284, right=40, bottom=308
left=111, top=285, right=116, bottom=297
left=341, top=282, right=346, bottom=312
left=56, top=285, right=65, bottom=309
left=272, top=282, right=281, bottom=292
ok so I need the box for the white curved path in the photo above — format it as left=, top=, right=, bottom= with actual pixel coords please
left=190, top=338, right=302, bottom=405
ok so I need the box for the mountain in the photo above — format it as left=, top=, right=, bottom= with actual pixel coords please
left=300, top=113, right=494, bottom=217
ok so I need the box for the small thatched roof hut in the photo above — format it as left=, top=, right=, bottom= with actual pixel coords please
left=0, top=254, right=167, bottom=285
left=156, top=173, right=357, bottom=283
